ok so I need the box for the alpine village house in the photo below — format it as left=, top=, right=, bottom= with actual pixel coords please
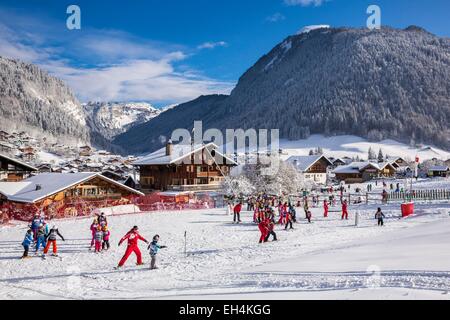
left=133, top=141, right=237, bottom=193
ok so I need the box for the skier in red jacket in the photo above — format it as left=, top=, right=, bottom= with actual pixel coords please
left=258, top=219, right=269, bottom=243
left=341, top=200, right=349, bottom=220
left=233, top=202, right=242, bottom=223
left=323, top=200, right=329, bottom=218
left=116, top=226, right=149, bottom=268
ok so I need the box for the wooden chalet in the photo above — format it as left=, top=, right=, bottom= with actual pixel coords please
left=427, top=166, right=450, bottom=178
left=333, top=161, right=396, bottom=183
left=0, top=172, right=143, bottom=210
left=0, top=153, right=38, bottom=182
left=286, top=155, right=333, bottom=185
left=133, top=141, right=237, bottom=192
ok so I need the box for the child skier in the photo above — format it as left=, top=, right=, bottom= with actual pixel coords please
left=30, top=214, right=42, bottom=241
left=323, top=200, right=329, bottom=218
left=341, top=200, right=349, bottom=220
left=22, top=229, right=33, bottom=259
left=285, top=210, right=294, bottom=230
left=94, top=225, right=103, bottom=253
left=233, top=202, right=242, bottom=223
left=258, top=219, right=269, bottom=243
left=306, top=210, right=312, bottom=223
left=43, top=226, right=65, bottom=256
left=375, top=208, right=385, bottom=226
left=102, top=225, right=111, bottom=251
left=116, top=226, right=149, bottom=268
left=264, top=217, right=277, bottom=242
left=148, top=235, right=167, bottom=270
left=90, top=218, right=99, bottom=250
left=34, top=224, right=47, bottom=254
left=288, top=204, right=297, bottom=223
left=98, top=212, right=108, bottom=228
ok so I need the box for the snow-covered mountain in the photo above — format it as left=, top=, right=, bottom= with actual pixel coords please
left=0, top=56, right=90, bottom=146
left=114, top=26, right=450, bottom=155
left=83, top=102, right=162, bottom=141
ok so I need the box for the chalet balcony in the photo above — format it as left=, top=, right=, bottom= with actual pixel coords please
left=196, top=171, right=221, bottom=178
left=65, top=193, right=124, bottom=201
left=168, top=183, right=222, bottom=192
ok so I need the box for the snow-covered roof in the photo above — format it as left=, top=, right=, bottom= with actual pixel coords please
left=3, top=172, right=143, bottom=203
left=286, top=155, right=332, bottom=172
left=0, top=182, right=32, bottom=198
left=133, top=142, right=238, bottom=166
left=429, top=166, right=449, bottom=171
left=333, top=162, right=381, bottom=174
left=0, top=153, right=38, bottom=171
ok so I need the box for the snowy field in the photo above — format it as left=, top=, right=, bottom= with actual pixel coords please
left=1, top=200, right=450, bottom=300
left=278, top=134, right=450, bottom=161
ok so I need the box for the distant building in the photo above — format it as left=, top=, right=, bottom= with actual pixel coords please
left=333, top=161, right=396, bottom=184
left=79, top=145, right=93, bottom=157
left=0, top=141, right=14, bottom=154
left=427, top=166, right=449, bottom=178
left=133, top=141, right=237, bottom=192
left=0, top=130, right=10, bottom=141
left=286, top=155, right=333, bottom=185
left=331, top=158, right=346, bottom=168
left=0, top=153, right=38, bottom=182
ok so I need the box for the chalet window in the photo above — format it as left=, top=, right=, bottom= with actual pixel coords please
left=142, top=177, right=154, bottom=185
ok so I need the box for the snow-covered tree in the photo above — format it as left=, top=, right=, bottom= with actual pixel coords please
left=222, top=157, right=308, bottom=197
left=368, top=147, right=376, bottom=160
left=377, top=149, right=384, bottom=162
left=221, top=175, right=255, bottom=198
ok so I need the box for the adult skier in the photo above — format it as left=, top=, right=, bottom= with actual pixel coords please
left=43, top=226, right=65, bottom=256
left=233, top=202, right=242, bottom=223
left=22, top=229, right=33, bottom=259
left=116, top=226, right=149, bottom=268
left=375, top=208, right=385, bottom=226
left=148, top=235, right=167, bottom=270
left=341, top=199, right=349, bottom=220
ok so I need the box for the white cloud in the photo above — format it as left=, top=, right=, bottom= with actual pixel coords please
left=197, top=41, right=228, bottom=50
left=0, top=8, right=234, bottom=104
left=266, top=13, right=286, bottom=23
left=284, top=0, right=328, bottom=7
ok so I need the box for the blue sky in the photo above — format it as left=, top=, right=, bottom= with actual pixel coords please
left=0, top=0, right=448, bottom=106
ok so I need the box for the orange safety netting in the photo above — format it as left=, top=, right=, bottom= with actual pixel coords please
left=0, top=192, right=218, bottom=224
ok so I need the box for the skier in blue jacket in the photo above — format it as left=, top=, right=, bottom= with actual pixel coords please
left=30, top=214, right=43, bottom=241
left=22, top=229, right=34, bottom=258
left=34, top=224, right=47, bottom=254
left=148, top=235, right=167, bottom=270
